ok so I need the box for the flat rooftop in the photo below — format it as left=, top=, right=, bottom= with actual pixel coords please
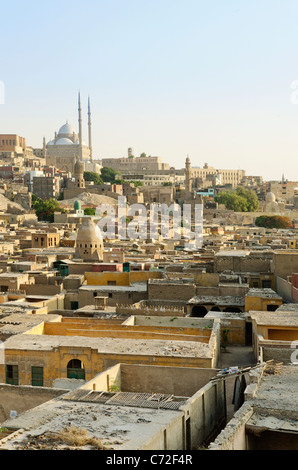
left=250, top=310, right=298, bottom=327
left=246, top=288, right=281, bottom=299
left=0, top=398, right=179, bottom=450
left=3, top=334, right=213, bottom=357
left=0, top=364, right=218, bottom=450
left=251, top=365, right=298, bottom=416
left=0, top=313, right=61, bottom=335
left=188, top=295, right=245, bottom=306
left=80, top=284, right=147, bottom=292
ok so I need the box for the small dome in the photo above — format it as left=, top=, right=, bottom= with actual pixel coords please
left=74, top=159, right=84, bottom=172
left=47, top=140, right=55, bottom=146
left=56, top=138, right=74, bottom=146
left=74, top=200, right=82, bottom=211
left=76, top=217, right=103, bottom=243
left=58, top=122, right=76, bottom=136
left=266, top=192, right=276, bottom=203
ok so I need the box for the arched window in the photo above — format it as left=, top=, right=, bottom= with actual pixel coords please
left=67, top=359, right=85, bottom=380
left=191, top=306, right=208, bottom=318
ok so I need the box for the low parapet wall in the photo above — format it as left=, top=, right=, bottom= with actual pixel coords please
left=0, top=384, right=66, bottom=424
left=116, top=303, right=185, bottom=317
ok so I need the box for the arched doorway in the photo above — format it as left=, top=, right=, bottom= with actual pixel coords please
left=67, top=359, right=85, bottom=380
left=210, top=306, right=221, bottom=312
left=191, top=306, right=208, bottom=318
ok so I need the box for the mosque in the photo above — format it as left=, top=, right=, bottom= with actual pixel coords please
left=45, top=93, right=93, bottom=173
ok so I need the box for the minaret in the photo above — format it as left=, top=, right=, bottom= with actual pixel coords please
left=74, top=157, right=85, bottom=189
left=88, top=96, right=93, bottom=162
left=78, top=91, right=83, bottom=159
left=185, top=155, right=192, bottom=197
left=43, top=137, right=47, bottom=159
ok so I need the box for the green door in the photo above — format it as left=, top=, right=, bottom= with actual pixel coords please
left=67, top=368, right=86, bottom=380
left=31, top=367, right=44, bottom=386
left=67, top=360, right=85, bottom=380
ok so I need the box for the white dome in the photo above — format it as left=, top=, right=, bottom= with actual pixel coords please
left=47, top=140, right=55, bottom=146
left=266, top=192, right=276, bottom=203
left=56, top=138, right=74, bottom=146
left=58, top=122, right=76, bottom=136
left=74, top=139, right=87, bottom=146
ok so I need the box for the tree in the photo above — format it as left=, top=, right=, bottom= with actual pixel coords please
left=235, top=187, right=259, bottom=212
left=84, top=207, right=96, bottom=216
left=255, top=215, right=293, bottom=229
left=215, top=187, right=259, bottom=212
left=114, top=179, right=143, bottom=187
left=84, top=172, right=103, bottom=185
left=100, top=167, right=121, bottom=183
left=32, top=197, right=66, bottom=222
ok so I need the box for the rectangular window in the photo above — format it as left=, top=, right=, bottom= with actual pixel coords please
left=31, top=366, right=44, bottom=387
left=6, top=365, right=18, bottom=385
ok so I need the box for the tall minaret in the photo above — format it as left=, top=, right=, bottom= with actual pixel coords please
left=43, top=137, right=47, bottom=159
left=88, top=96, right=93, bottom=162
left=185, top=155, right=192, bottom=197
left=78, top=91, right=83, bottom=159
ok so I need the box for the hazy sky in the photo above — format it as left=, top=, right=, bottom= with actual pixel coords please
left=1, top=0, right=298, bottom=180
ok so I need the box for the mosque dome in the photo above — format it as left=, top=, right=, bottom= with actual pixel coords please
left=74, top=200, right=82, bottom=211
left=56, top=138, right=74, bottom=146
left=58, top=122, right=76, bottom=136
left=75, top=217, right=104, bottom=262
left=74, top=158, right=85, bottom=173
left=266, top=192, right=276, bottom=203
left=47, top=140, right=55, bottom=146
left=76, top=217, right=102, bottom=243
left=74, top=139, right=87, bottom=146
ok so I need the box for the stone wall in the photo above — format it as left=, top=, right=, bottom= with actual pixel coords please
left=276, top=276, right=293, bottom=302
left=0, top=384, right=66, bottom=423
left=119, top=364, right=218, bottom=396
left=148, top=281, right=196, bottom=301
left=116, top=303, right=185, bottom=317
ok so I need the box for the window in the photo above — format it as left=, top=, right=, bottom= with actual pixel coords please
left=6, top=365, right=18, bottom=385
left=67, top=359, right=85, bottom=380
left=31, top=366, right=43, bottom=386
left=262, top=280, right=272, bottom=289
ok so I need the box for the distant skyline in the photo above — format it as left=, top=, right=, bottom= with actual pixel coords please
left=2, top=0, right=298, bottom=180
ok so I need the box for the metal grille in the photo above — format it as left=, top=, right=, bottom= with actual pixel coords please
left=106, top=392, right=153, bottom=407
left=62, top=390, right=188, bottom=410
left=62, top=389, right=91, bottom=401
left=81, top=392, right=115, bottom=403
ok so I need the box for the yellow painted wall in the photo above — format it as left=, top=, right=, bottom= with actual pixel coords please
left=245, top=296, right=282, bottom=312
left=1, top=347, right=213, bottom=387
left=267, top=327, right=298, bottom=341
left=84, top=271, right=162, bottom=286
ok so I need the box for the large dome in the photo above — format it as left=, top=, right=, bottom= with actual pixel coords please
left=58, top=122, right=76, bottom=136
left=56, top=138, right=74, bottom=146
